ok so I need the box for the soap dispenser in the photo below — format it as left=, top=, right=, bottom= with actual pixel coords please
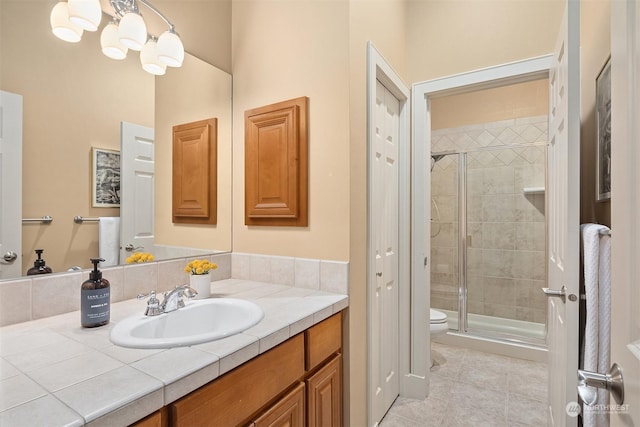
left=26, top=249, right=53, bottom=275
left=81, top=258, right=110, bottom=328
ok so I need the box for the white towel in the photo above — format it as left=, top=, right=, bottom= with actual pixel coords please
left=99, top=217, right=120, bottom=267
left=580, top=223, right=611, bottom=427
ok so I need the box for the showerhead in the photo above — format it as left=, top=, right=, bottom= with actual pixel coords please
left=431, top=154, right=446, bottom=171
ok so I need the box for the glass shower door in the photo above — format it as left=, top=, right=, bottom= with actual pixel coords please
left=465, top=146, right=547, bottom=342
left=429, top=152, right=460, bottom=329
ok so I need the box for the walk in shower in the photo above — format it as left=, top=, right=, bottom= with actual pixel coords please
left=430, top=116, right=548, bottom=347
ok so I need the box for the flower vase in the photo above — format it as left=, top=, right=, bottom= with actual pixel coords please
left=189, top=273, right=211, bottom=299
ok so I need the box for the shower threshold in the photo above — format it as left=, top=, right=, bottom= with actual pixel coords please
left=442, top=309, right=547, bottom=345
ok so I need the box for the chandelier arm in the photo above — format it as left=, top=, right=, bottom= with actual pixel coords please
left=110, top=0, right=138, bottom=17
left=137, top=0, right=176, bottom=31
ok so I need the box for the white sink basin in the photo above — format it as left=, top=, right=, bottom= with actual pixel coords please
left=110, top=298, right=264, bottom=349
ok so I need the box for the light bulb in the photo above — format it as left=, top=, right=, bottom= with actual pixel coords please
left=68, top=0, right=102, bottom=32
left=50, top=2, right=83, bottom=43
left=101, top=21, right=128, bottom=60
left=118, top=12, right=147, bottom=51
left=157, top=30, right=184, bottom=67
left=140, top=38, right=167, bottom=75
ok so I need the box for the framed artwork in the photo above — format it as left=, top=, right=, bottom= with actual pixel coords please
left=596, top=56, right=611, bottom=202
left=92, top=147, right=121, bottom=207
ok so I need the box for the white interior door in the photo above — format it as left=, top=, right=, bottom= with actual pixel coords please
left=610, top=0, right=640, bottom=423
left=0, top=91, right=22, bottom=280
left=546, top=0, right=581, bottom=425
left=370, top=80, right=400, bottom=425
left=120, top=122, right=155, bottom=263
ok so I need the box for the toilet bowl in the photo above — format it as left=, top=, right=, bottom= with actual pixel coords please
left=430, top=309, right=449, bottom=336
left=430, top=309, right=448, bottom=368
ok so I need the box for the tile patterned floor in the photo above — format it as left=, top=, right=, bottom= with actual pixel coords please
left=379, top=342, right=548, bottom=427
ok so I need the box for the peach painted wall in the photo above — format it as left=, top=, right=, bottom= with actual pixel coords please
left=155, top=54, right=233, bottom=252
left=407, top=0, right=564, bottom=83
left=231, top=0, right=351, bottom=262
left=580, top=0, right=611, bottom=226
left=431, top=79, right=549, bottom=130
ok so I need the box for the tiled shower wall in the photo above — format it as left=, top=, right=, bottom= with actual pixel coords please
left=430, top=115, right=548, bottom=324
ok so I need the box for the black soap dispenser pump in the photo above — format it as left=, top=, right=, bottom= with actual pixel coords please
left=26, top=249, right=53, bottom=275
left=81, top=258, right=110, bottom=328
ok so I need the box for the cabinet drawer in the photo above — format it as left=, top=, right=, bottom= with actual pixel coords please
left=305, top=312, right=342, bottom=371
left=170, top=334, right=305, bottom=427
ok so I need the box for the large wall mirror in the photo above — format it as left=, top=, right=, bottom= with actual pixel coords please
left=0, top=1, right=232, bottom=280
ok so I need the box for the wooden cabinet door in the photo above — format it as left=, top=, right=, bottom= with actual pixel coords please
left=244, top=97, right=308, bottom=226
left=172, top=118, right=217, bottom=224
left=306, top=355, right=342, bottom=427
left=253, top=383, right=305, bottom=427
left=129, top=408, right=167, bottom=427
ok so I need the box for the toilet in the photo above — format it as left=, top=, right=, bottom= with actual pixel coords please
left=430, top=308, right=449, bottom=337
left=430, top=309, right=449, bottom=368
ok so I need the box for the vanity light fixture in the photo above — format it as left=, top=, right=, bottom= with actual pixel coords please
left=50, top=2, right=83, bottom=43
left=100, top=19, right=128, bottom=60
left=68, top=0, right=102, bottom=32
left=140, top=36, right=166, bottom=75
left=50, top=0, right=185, bottom=75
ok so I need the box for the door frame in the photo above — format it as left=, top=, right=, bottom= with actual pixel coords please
left=366, top=42, right=422, bottom=425
left=411, top=54, right=553, bottom=392
left=611, top=0, right=640, bottom=423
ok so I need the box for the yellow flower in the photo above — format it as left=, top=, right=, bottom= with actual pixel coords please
left=185, top=259, right=218, bottom=275
left=125, top=252, right=154, bottom=264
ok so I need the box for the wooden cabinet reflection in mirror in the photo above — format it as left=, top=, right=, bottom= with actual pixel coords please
left=172, top=118, right=218, bottom=224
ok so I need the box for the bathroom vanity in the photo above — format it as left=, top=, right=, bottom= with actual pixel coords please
left=136, top=312, right=342, bottom=426
left=0, top=279, right=348, bottom=426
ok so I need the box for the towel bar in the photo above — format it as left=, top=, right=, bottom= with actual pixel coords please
left=74, top=216, right=100, bottom=224
left=599, top=229, right=611, bottom=236
left=22, top=215, right=53, bottom=224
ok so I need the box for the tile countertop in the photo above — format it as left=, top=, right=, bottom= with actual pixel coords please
left=0, top=279, right=348, bottom=427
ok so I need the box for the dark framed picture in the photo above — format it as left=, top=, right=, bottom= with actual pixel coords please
left=92, top=147, right=121, bottom=207
left=596, top=56, right=611, bottom=202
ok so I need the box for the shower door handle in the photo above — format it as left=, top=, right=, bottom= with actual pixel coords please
left=542, top=285, right=567, bottom=302
left=542, top=285, right=578, bottom=302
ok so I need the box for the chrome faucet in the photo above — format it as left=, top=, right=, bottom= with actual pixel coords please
left=161, top=285, right=198, bottom=312
left=137, top=285, right=198, bottom=316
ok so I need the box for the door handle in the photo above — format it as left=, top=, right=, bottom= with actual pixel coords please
left=124, top=243, right=145, bottom=252
left=1, top=251, right=17, bottom=263
left=577, top=363, right=624, bottom=406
